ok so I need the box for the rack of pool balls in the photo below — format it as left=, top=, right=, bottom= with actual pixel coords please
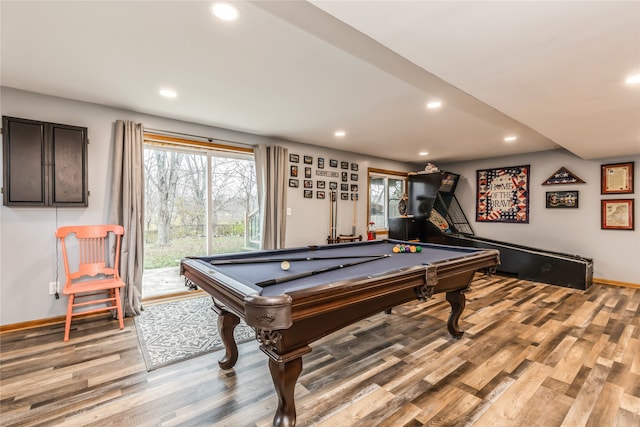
left=392, top=244, right=422, bottom=253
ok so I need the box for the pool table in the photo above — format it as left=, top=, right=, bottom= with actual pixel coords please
left=180, top=239, right=499, bottom=427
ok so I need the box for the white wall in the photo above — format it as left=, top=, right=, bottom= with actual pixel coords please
left=441, top=149, right=640, bottom=284
left=0, top=87, right=412, bottom=325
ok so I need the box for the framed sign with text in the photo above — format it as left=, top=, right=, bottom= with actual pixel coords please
left=601, top=162, right=634, bottom=194
left=476, top=165, right=530, bottom=223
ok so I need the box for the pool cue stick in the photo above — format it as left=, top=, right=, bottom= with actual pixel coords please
left=328, top=191, right=331, bottom=241
left=331, top=191, right=337, bottom=241
left=335, top=191, right=338, bottom=240
left=329, top=191, right=334, bottom=242
left=256, top=254, right=391, bottom=287
left=352, top=194, right=357, bottom=236
left=334, top=190, right=338, bottom=240
left=210, top=254, right=387, bottom=265
left=328, top=191, right=331, bottom=242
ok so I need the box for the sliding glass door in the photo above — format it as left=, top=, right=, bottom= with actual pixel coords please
left=142, top=144, right=258, bottom=298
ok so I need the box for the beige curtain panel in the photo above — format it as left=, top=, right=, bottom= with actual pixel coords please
left=255, top=145, right=288, bottom=250
left=109, top=120, right=145, bottom=316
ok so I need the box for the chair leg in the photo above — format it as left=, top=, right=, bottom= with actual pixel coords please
left=114, top=288, right=124, bottom=330
left=64, top=294, right=74, bottom=342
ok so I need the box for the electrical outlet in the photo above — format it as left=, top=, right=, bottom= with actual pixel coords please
left=49, top=281, right=58, bottom=295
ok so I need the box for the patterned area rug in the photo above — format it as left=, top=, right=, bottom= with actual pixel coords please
left=135, top=296, right=255, bottom=371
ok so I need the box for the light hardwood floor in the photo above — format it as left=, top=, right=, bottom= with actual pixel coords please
left=1, top=274, right=639, bottom=426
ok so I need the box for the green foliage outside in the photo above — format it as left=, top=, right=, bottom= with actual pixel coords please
left=144, top=235, right=246, bottom=269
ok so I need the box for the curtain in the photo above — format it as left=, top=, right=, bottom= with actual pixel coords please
left=255, top=145, right=288, bottom=249
left=109, top=120, right=144, bottom=316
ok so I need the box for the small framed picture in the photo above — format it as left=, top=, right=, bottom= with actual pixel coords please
left=290, top=165, right=298, bottom=177
left=351, top=163, right=358, bottom=171
left=351, top=184, right=358, bottom=192
left=329, top=181, right=338, bottom=190
left=351, top=173, right=358, bottom=181
left=340, top=192, right=349, bottom=200
left=317, top=180, right=326, bottom=189
left=546, top=191, right=578, bottom=208
left=329, top=159, right=338, bottom=168
left=305, top=167, right=312, bottom=178
left=304, top=155, right=313, bottom=165
left=601, top=199, right=634, bottom=230
left=304, top=180, right=313, bottom=188
left=304, top=190, right=313, bottom=199
left=351, top=193, right=358, bottom=200
left=601, top=162, right=634, bottom=194
left=288, top=178, right=299, bottom=188
left=341, top=161, right=349, bottom=169
left=317, top=191, right=325, bottom=199
left=317, top=158, right=325, bottom=169
left=289, top=153, right=299, bottom=163
left=341, top=172, right=348, bottom=182
left=341, top=183, right=349, bottom=191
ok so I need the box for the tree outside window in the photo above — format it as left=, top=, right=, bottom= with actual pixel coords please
left=143, top=145, right=258, bottom=270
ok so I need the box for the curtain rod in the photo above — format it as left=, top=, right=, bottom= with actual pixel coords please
left=143, top=127, right=256, bottom=148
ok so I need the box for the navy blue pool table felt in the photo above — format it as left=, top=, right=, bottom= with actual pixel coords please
left=254, top=254, right=389, bottom=287
left=188, top=240, right=489, bottom=297
left=209, top=254, right=385, bottom=264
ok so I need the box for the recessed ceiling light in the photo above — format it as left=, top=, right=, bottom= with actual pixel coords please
left=504, top=136, right=517, bottom=142
left=159, top=88, right=177, bottom=98
left=426, top=101, right=443, bottom=109
left=625, top=73, right=640, bottom=85
left=210, top=2, right=239, bottom=21
left=419, top=151, right=429, bottom=156
left=334, top=130, right=346, bottom=137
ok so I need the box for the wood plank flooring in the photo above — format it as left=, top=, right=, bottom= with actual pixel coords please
left=1, top=274, right=639, bottom=426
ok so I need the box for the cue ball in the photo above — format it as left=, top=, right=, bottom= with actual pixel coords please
left=280, top=261, right=291, bottom=271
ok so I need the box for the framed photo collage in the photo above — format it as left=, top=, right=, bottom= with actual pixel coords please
left=289, top=153, right=359, bottom=201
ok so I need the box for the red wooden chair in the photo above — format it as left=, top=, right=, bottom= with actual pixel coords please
left=56, top=225, right=126, bottom=341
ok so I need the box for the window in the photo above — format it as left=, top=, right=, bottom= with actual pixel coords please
left=368, top=168, right=407, bottom=231
left=142, top=133, right=258, bottom=298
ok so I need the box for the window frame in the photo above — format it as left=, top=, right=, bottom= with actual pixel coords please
left=143, top=132, right=257, bottom=254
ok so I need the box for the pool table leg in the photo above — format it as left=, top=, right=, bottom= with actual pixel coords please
left=269, top=356, right=302, bottom=427
left=217, top=311, right=240, bottom=369
left=445, top=290, right=466, bottom=338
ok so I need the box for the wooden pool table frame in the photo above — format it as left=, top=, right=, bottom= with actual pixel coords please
left=181, top=240, right=499, bottom=427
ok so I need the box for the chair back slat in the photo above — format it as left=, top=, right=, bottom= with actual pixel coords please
left=80, top=237, right=104, bottom=265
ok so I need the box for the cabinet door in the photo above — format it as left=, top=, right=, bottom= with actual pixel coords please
left=2, top=116, right=88, bottom=207
left=50, top=123, right=88, bottom=206
left=2, top=116, right=47, bottom=206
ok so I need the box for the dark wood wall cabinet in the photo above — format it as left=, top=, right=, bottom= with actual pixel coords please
left=2, top=116, right=88, bottom=207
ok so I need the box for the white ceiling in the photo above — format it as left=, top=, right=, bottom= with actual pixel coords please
left=1, top=1, right=639, bottom=164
